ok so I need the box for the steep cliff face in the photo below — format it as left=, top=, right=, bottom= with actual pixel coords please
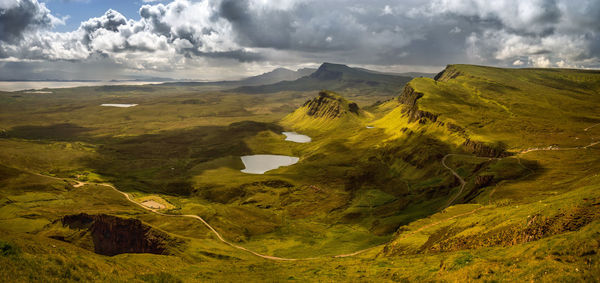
left=394, top=82, right=509, bottom=157
left=433, top=65, right=463, bottom=82
left=52, top=213, right=185, bottom=256
left=462, top=139, right=510, bottom=158
left=396, top=84, right=439, bottom=124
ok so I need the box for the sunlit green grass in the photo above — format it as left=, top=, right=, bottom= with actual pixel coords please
left=0, top=65, right=599, bottom=281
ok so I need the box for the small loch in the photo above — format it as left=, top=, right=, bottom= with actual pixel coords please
left=282, top=131, right=311, bottom=143
left=101, top=104, right=138, bottom=108
left=240, top=155, right=299, bottom=174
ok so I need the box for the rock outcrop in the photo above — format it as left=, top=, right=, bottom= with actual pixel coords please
left=303, top=91, right=360, bottom=119
left=53, top=213, right=185, bottom=256
left=397, top=85, right=439, bottom=124
left=462, top=139, right=510, bottom=158
left=433, top=65, right=463, bottom=82
left=428, top=203, right=600, bottom=253
left=474, top=175, right=494, bottom=189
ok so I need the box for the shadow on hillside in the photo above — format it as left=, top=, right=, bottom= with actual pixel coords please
left=2, top=121, right=546, bottom=212
left=5, top=123, right=94, bottom=141
left=82, top=121, right=283, bottom=196
left=1, top=121, right=283, bottom=196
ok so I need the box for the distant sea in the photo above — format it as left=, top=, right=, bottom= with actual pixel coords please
left=0, top=81, right=164, bottom=92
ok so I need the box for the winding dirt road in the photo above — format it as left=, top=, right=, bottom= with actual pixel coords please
left=28, top=124, right=598, bottom=261
left=441, top=125, right=599, bottom=209
left=441, top=154, right=468, bottom=209
left=32, top=173, right=312, bottom=261
left=35, top=172, right=381, bottom=260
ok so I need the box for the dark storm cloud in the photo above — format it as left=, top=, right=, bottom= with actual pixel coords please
left=0, top=0, right=57, bottom=43
left=219, top=0, right=294, bottom=49
left=1, top=0, right=600, bottom=81
left=196, top=49, right=264, bottom=62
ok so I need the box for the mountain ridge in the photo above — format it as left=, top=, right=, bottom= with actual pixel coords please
left=230, top=62, right=413, bottom=96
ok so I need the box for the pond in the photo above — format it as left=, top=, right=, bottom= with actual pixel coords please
left=100, top=104, right=138, bottom=108
left=282, top=131, right=311, bottom=143
left=240, top=155, right=299, bottom=174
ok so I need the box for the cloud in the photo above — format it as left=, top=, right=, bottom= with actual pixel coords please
left=382, top=5, right=393, bottom=15
left=0, top=0, right=261, bottom=71
left=417, top=0, right=600, bottom=67
left=1, top=0, right=599, bottom=80
left=450, top=27, right=461, bottom=34
left=0, top=0, right=63, bottom=43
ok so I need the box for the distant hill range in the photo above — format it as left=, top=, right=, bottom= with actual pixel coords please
left=230, top=63, right=414, bottom=96
left=162, top=67, right=315, bottom=88
left=353, top=67, right=436, bottom=78
left=236, top=67, right=316, bottom=86
left=162, top=63, right=418, bottom=96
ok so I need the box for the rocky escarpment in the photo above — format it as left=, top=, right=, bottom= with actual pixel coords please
left=303, top=91, right=360, bottom=119
left=382, top=200, right=600, bottom=257
left=462, top=139, right=510, bottom=158
left=397, top=85, right=438, bottom=124
left=396, top=84, right=509, bottom=157
left=433, top=65, right=463, bottom=82
left=428, top=202, right=600, bottom=253
left=49, top=213, right=185, bottom=256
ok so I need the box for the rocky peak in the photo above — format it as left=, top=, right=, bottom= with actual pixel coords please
left=302, top=91, right=360, bottom=119
left=309, top=63, right=354, bottom=80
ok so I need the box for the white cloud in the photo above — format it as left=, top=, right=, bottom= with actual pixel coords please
left=382, top=5, right=393, bottom=15
left=530, top=55, right=551, bottom=67
left=1, top=0, right=600, bottom=80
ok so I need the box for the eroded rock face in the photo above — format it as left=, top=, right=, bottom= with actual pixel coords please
left=462, top=139, right=510, bottom=158
left=428, top=203, right=600, bottom=253
left=474, top=175, right=494, bottom=189
left=433, top=66, right=462, bottom=82
left=303, top=91, right=360, bottom=119
left=397, top=85, right=438, bottom=124
left=382, top=201, right=600, bottom=256
left=58, top=213, right=184, bottom=256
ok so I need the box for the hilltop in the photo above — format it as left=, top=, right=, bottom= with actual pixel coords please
left=376, top=64, right=600, bottom=149
left=281, top=90, right=365, bottom=131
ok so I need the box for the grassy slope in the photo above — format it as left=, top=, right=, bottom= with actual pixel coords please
left=396, top=65, right=600, bottom=149
left=1, top=65, right=599, bottom=281
left=368, top=65, right=600, bottom=280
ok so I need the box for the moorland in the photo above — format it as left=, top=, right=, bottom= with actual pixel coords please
left=0, top=63, right=599, bottom=282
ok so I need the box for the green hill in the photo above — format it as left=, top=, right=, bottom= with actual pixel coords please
left=375, top=64, right=600, bottom=149
left=281, top=90, right=366, bottom=131
left=0, top=64, right=599, bottom=281
left=369, top=65, right=600, bottom=279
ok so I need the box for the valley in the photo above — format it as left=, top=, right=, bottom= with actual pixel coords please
left=1, top=64, right=599, bottom=282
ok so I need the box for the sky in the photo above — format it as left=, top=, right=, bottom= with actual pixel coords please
left=0, top=0, right=599, bottom=81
